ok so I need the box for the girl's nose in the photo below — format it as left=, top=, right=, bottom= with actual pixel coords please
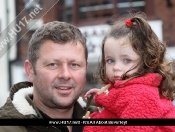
left=113, top=62, right=121, bottom=72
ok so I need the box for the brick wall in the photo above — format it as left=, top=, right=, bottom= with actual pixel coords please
left=155, top=0, right=175, bottom=46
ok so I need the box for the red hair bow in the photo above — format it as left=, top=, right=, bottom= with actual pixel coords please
left=125, top=19, right=133, bottom=26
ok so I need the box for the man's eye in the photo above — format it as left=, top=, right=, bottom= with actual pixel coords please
left=124, top=59, right=131, bottom=64
left=71, top=63, right=78, bottom=67
left=71, top=63, right=81, bottom=70
left=47, top=63, right=58, bottom=70
left=107, top=59, right=114, bottom=64
left=49, top=63, right=57, bottom=66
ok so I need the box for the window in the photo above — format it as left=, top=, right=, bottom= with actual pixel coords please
left=78, top=0, right=113, bottom=20
left=77, top=0, right=145, bottom=22
left=58, top=0, right=147, bottom=24
left=117, top=0, right=145, bottom=14
left=59, top=0, right=73, bottom=23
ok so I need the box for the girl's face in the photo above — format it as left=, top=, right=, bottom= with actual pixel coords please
left=104, top=37, right=140, bottom=83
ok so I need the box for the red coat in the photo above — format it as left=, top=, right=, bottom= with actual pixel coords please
left=83, top=73, right=175, bottom=132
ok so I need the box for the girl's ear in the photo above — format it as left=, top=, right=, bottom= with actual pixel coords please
left=24, top=60, right=34, bottom=82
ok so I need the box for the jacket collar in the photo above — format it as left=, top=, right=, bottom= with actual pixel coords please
left=10, top=82, right=86, bottom=118
left=12, top=86, right=37, bottom=116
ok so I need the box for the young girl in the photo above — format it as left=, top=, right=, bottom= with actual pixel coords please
left=83, top=11, right=175, bottom=132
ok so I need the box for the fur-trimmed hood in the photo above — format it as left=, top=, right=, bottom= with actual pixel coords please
left=0, top=81, right=91, bottom=132
left=12, top=86, right=37, bottom=116
left=0, top=81, right=88, bottom=119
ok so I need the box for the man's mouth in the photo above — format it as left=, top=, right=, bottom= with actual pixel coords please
left=55, top=86, right=72, bottom=90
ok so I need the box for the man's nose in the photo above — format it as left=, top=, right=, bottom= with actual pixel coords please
left=58, top=65, right=71, bottom=80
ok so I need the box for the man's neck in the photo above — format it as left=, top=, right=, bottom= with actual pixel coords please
left=33, top=96, right=74, bottom=118
left=39, top=106, right=74, bottom=118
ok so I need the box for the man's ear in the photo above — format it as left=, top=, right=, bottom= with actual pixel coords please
left=24, top=60, right=34, bottom=82
left=86, top=61, right=88, bottom=68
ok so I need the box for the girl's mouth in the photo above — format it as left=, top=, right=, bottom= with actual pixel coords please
left=114, top=76, right=121, bottom=81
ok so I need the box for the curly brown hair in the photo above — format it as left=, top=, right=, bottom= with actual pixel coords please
left=98, top=11, right=175, bottom=100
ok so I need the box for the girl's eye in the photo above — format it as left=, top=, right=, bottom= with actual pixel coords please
left=107, top=59, right=114, bottom=64
left=124, top=59, right=131, bottom=64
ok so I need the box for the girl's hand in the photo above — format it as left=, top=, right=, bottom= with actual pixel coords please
left=84, top=88, right=100, bottom=100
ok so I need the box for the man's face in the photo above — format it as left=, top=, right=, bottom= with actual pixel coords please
left=31, top=40, right=87, bottom=109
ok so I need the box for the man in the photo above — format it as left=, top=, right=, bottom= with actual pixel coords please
left=0, top=21, right=91, bottom=132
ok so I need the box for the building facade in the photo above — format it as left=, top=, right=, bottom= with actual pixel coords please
left=12, top=0, right=175, bottom=94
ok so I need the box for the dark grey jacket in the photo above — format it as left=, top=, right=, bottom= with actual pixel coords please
left=0, top=82, right=93, bottom=132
